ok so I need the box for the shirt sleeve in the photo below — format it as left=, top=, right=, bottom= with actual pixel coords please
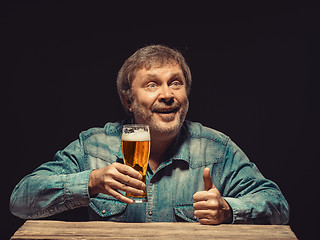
left=10, top=140, right=92, bottom=219
left=220, top=139, right=289, bottom=224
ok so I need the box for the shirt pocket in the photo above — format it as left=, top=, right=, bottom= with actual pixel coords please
left=174, top=204, right=198, bottom=222
left=89, top=193, right=127, bottom=220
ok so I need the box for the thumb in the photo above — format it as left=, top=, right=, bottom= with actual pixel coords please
left=203, top=167, right=215, bottom=191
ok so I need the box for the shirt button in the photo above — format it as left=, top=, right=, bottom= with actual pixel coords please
left=102, top=210, right=106, bottom=214
left=148, top=211, right=153, bottom=216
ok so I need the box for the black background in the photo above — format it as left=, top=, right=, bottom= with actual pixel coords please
left=1, top=1, right=319, bottom=239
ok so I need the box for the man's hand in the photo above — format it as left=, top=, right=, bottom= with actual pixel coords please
left=88, top=162, right=146, bottom=204
left=193, top=168, right=232, bottom=224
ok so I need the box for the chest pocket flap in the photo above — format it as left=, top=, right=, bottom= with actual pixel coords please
left=89, top=193, right=127, bottom=218
left=174, top=204, right=198, bottom=222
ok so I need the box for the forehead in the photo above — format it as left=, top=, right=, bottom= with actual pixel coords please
left=134, top=63, right=184, bottom=80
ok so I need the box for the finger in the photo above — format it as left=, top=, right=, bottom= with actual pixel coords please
left=116, top=163, right=143, bottom=180
left=193, top=201, right=211, bottom=210
left=194, top=209, right=218, bottom=219
left=107, top=188, right=134, bottom=205
left=193, top=201, right=204, bottom=210
left=199, top=218, right=219, bottom=225
left=114, top=173, right=146, bottom=191
left=193, top=188, right=220, bottom=203
left=193, top=197, right=220, bottom=211
left=194, top=210, right=221, bottom=225
left=111, top=163, right=146, bottom=190
left=193, top=191, right=208, bottom=202
left=109, top=179, right=145, bottom=196
left=203, top=167, right=215, bottom=191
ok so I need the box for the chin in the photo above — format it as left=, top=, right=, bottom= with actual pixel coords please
left=133, top=106, right=188, bottom=137
left=148, top=119, right=183, bottom=137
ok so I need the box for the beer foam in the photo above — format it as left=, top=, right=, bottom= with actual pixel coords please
left=122, top=131, right=150, bottom=141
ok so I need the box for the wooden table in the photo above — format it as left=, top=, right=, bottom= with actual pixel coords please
left=11, top=220, right=297, bottom=239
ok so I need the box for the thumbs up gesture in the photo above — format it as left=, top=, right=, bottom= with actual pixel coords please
left=193, top=168, right=232, bottom=224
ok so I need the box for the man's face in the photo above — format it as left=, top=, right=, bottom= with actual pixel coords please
left=128, top=63, right=189, bottom=138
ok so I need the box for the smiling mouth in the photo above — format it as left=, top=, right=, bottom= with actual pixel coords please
left=153, top=108, right=179, bottom=114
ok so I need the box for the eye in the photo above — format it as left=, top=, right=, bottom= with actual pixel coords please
left=147, top=83, right=157, bottom=88
left=170, top=80, right=182, bottom=89
left=171, top=81, right=181, bottom=86
left=145, top=82, right=158, bottom=90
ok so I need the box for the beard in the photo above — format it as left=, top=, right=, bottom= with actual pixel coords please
left=131, top=99, right=189, bottom=137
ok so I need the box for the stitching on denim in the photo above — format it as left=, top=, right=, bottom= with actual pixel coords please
left=82, top=132, right=120, bottom=161
left=89, top=201, right=127, bottom=217
left=174, top=205, right=197, bottom=222
left=186, top=121, right=229, bottom=145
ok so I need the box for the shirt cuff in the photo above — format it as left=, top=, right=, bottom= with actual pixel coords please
left=64, top=170, right=92, bottom=209
left=223, top=197, right=252, bottom=224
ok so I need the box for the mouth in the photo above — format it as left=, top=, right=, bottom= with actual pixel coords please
left=152, top=108, right=179, bottom=114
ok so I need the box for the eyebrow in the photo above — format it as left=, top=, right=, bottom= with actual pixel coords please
left=145, top=72, right=184, bottom=80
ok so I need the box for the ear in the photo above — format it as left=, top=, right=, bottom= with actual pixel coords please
left=124, top=98, right=132, bottom=112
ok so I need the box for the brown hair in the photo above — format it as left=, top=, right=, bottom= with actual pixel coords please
left=116, top=45, right=192, bottom=113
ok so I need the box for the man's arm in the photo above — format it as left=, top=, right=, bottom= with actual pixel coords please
left=10, top=140, right=92, bottom=219
left=221, top=139, right=289, bottom=224
left=10, top=139, right=146, bottom=219
left=193, top=139, right=289, bottom=225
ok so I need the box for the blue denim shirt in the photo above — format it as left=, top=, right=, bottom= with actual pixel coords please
left=10, top=120, right=289, bottom=224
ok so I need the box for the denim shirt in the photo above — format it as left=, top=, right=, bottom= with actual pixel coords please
left=10, top=120, right=289, bottom=224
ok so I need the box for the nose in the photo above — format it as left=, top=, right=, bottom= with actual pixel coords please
left=159, top=85, right=174, bottom=103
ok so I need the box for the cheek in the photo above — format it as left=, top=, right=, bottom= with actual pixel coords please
left=177, top=92, right=189, bottom=105
left=134, top=91, right=158, bottom=107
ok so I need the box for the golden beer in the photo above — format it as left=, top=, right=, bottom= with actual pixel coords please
left=121, top=125, right=150, bottom=201
left=122, top=140, right=150, bottom=197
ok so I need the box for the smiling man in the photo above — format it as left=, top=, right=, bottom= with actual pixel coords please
left=10, top=45, right=289, bottom=225
left=128, top=64, right=189, bottom=172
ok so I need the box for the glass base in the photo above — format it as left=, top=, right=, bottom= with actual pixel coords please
left=130, top=197, right=148, bottom=203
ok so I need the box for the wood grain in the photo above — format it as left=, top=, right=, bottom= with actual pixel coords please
left=11, top=220, right=298, bottom=239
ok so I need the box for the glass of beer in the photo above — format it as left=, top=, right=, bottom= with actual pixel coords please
left=121, top=124, right=150, bottom=203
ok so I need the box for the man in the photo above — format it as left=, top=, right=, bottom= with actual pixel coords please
left=10, top=45, right=289, bottom=224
